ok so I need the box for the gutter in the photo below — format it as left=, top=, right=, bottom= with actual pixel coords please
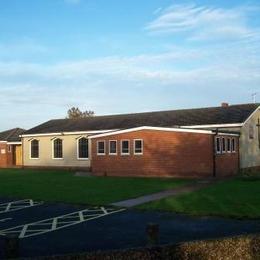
left=20, top=129, right=119, bottom=138
left=180, top=123, right=243, bottom=129
left=212, top=129, right=218, bottom=178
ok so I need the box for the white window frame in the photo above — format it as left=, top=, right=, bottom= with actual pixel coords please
left=227, top=138, right=231, bottom=153
left=52, top=138, right=63, bottom=160
left=8, top=145, right=12, bottom=153
left=215, top=137, right=221, bottom=154
left=97, top=140, right=106, bottom=155
left=231, top=138, right=236, bottom=153
left=77, top=137, right=89, bottom=160
left=109, top=140, right=117, bottom=155
left=121, top=140, right=130, bottom=155
left=30, top=139, right=39, bottom=160
left=134, top=139, right=143, bottom=155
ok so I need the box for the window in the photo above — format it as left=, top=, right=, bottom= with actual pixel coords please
left=8, top=145, right=12, bottom=153
left=231, top=138, right=236, bottom=153
left=30, top=140, right=39, bottom=159
left=121, top=140, right=130, bottom=155
left=215, top=137, right=221, bottom=154
left=222, top=138, right=226, bottom=153
left=109, top=140, right=117, bottom=155
left=134, top=139, right=143, bottom=155
left=97, top=141, right=105, bottom=155
left=53, top=138, right=63, bottom=159
left=78, top=137, right=88, bottom=159
left=249, top=125, right=254, bottom=139
left=227, top=138, right=231, bottom=153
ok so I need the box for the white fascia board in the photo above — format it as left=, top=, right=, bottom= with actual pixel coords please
left=20, top=129, right=118, bottom=138
left=0, top=141, right=7, bottom=143
left=180, top=123, right=243, bottom=129
left=64, top=129, right=119, bottom=135
left=88, top=126, right=214, bottom=139
left=7, top=142, right=22, bottom=145
left=242, top=106, right=260, bottom=126
left=20, top=132, right=62, bottom=138
left=217, top=132, right=240, bottom=137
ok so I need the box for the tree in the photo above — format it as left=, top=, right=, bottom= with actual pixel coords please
left=67, top=107, right=95, bottom=119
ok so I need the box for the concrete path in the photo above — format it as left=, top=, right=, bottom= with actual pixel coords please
left=111, top=180, right=216, bottom=208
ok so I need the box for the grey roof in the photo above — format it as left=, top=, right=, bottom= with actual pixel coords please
left=24, top=103, right=259, bottom=135
left=0, top=128, right=26, bottom=142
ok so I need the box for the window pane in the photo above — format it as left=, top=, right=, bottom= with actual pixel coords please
left=134, top=140, right=143, bottom=154
left=216, top=137, right=221, bottom=153
left=121, top=140, right=129, bottom=154
left=249, top=125, right=254, bottom=139
left=109, top=141, right=117, bottom=154
left=54, top=139, right=63, bottom=158
left=78, top=138, right=88, bottom=159
left=31, top=140, right=39, bottom=158
left=227, top=138, right=231, bottom=152
left=231, top=138, right=236, bottom=152
left=97, top=141, right=105, bottom=154
left=222, top=138, right=226, bottom=152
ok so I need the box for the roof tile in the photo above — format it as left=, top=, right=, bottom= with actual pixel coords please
left=24, top=103, right=259, bottom=135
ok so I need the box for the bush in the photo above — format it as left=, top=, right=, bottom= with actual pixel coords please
left=171, top=235, right=260, bottom=260
left=37, top=234, right=260, bottom=260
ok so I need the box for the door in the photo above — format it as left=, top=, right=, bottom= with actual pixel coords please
left=15, top=145, right=22, bottom=166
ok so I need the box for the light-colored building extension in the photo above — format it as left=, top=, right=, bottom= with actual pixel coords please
left=16, top=103, right=260, bottom=177
left=182, top=104, right=260, bottom=169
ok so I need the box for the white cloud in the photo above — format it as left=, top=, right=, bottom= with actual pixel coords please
left=1, top=2, right=260, bottom=130
left=0, top=43, right=258, bottom=91
left=145, top=4, right=260, bottom=41
left=0, top=44, right=259, bottom=130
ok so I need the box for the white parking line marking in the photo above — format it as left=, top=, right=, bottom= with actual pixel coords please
left=51, top=218, right=57, bottom=230
left=20, top=224, right=28, bottom=238
left=101, top=207, right=108, bottom=214
left=0, top=218, right=12, bottom=223
left=0, top=199, right=43, bottom=214
left=0, top=207, right=125, bottom=239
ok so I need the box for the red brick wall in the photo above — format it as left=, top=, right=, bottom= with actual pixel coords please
left=91, top=130, right=240, bottom=178
left=215, top=136, right=239, bottom=177
left=91, top=130, right=215, bottom=178
left=0, top=143, right=14, bottom=168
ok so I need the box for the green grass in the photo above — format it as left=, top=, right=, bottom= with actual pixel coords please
left=0, top=169, right=189, bottom=205
left=139, top=177, right=260, bottom=219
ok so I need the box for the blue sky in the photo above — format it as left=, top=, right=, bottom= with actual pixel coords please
left=0, top=0, right=260, bottom=130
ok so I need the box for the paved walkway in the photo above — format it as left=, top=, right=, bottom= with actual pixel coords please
left=111, top=180, right=216, bottom=208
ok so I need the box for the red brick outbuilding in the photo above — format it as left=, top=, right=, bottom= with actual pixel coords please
left=90, top=127, right=239, bottom=178
left=0, top=128, right=25, bottom=168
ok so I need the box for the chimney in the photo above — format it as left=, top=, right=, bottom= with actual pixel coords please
left=221, top=102, right=229, bottom=107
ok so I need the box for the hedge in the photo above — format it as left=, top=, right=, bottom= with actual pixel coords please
left=33, top=234, right=260, bottom=260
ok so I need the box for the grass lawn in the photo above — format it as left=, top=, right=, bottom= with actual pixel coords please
left=139, top=177, right=260, bottom=219
left=0, top=169, right=189, bottom=205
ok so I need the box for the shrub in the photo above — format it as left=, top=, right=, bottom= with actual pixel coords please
left=37, top=234, right=260, bottom=260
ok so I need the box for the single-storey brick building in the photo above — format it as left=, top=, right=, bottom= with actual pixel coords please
left=17, top=103, right=260, bottom=178
left=0, top=128, right=25, bottom=168
left=89, top=127, right=239, bottom=178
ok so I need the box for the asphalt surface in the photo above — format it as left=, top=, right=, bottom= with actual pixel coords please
left=0, top=197, right=259, bottom=258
